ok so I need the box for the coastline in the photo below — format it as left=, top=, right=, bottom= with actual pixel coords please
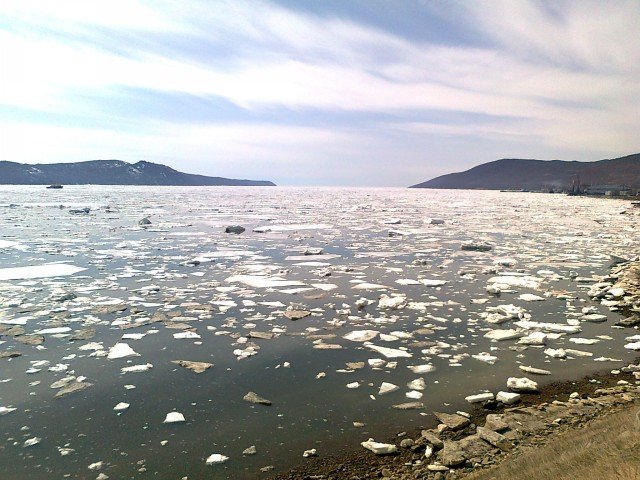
left=271, top=257, right=640, bottom=480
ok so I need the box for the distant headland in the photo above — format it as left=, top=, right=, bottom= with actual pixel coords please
left=0, top=160, right=276, bottom=186
left=410, top=153, right=640, bottom=194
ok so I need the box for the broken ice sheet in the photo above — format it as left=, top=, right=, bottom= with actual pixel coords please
left=0, top=263, right=86, bottom=281
left=1, top=186, right=638, bottom=479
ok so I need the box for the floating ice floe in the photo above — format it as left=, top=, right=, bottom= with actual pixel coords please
left=408, top=364, right=436, bottom=374
left=225, top=275, right=306, bottom=289
left=23, top=437, right=41, bottom=447
left=420, top=279, right=447, bottom=287
left=519, top=293, right=545, bottom=302
left=487, top=275, right=541, bottom=290
left=173, top=331, right=201, bottom=339
left=0, top=263, right=86, bottom=281
left=205, top=453, right=229, bottom=465
left=0, top=406, right=17, bottom=415
left=484, top=329, right=524, bottom=341
left=378, top=382, right=399, bottom=395
left=472, top=353, right=498, bottom=364
left=378, top=294, right=407, bottom=309
left=163, top=412, right=185, bottom=424
left=107, top=343, right=140, bottom=360
left=407, top=378, right=426, bottom=390
left=121, top=363, right=153, bottom=373
left=465, top=392, right=494, bottom=403
left=365, top=343, right=412, bottom=358
left=343, top=330, right=379, bottom=342
left=514, top=320, right=581, bottom=334
left=544, top=348, right=567, bottom=359
left=519, top=365, right=552, bottom=375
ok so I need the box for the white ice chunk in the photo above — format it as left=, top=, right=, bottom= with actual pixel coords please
left=343, top=330, right=379, bottom=342
left=465, top=392, right=494, bottom=403
left=408, top=364, right=436, bottom=374
left=518, top=294, right=545, bottom=302
left=107, top=343, right=140, bottom=359
left=121, top=363, right=153, bottom=373
left=507, top=377, right=539, bottom=392
left=378, top=382, right=399, bottom=395
left=496, top=391, right=521, bottom=404
left=173, top=331, right=201, bottom=339
left=378, top=294, right=407, bottom=309
left=472, top=353, right=498, bottom=364
left=365, top=343, right=412, bottom=358
left=484, top=329, right=524, bottom=341
left=205, top=453, right=229, bottom=465
left=163, top=412, right=185, bottom=424
left=361, top=438, right=397, bottom=455
left=487, top=275, right=541, bottom=289
left=0, top=263, right=86, bottom=281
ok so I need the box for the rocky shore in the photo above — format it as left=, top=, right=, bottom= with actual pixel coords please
left=272, top=258, right=640, bottom=480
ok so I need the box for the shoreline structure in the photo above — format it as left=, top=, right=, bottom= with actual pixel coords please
left=272, top=256, right=640, bottom=478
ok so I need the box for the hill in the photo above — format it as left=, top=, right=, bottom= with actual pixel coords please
left=410, top=153, right=640, bottom=190
left=0, top=160, right=276, bottom=186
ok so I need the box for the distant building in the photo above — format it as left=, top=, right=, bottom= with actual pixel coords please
left=584, top=184, right=632, bottom=196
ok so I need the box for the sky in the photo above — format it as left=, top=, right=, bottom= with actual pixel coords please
left=0, top=0, right=639, bottom=186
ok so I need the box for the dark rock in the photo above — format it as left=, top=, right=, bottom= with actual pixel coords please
left=615, top=316, right=640, bottom=327
left=70, top=328, right=96, bottom=341
left=284, top=310, right=311, bottom=321
left=225, top=225, right=245, bottom=234
left=14, top=334, right=44, bottom=346
left=461, top=242, right=492, bottom=252
left=0, top=351, right=22, bottom=359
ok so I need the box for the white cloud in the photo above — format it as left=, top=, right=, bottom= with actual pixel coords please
left=0, top=0, right=638, bottom=184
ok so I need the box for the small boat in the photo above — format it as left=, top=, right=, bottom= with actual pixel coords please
left=46, top=184, right=63, bottom=189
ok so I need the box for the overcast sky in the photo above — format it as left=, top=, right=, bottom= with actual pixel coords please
left=1, top=0, right=638, bottom=186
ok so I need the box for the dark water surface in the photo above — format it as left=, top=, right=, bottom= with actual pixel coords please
left=0, top=186, right=637, bottom=479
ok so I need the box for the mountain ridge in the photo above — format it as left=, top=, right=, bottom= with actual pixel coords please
left=410, top=153, right=640, bottom=190
left=0, top=160, right=276, bottom=186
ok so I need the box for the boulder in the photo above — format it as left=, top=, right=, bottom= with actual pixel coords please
left=225, top=225, right=245, bottom=234
left=484, top=414, right=509, bottom=432
left=284, top=310, right=311, bottom=321
left=439, top=441, right=466, bottom=467
left=476, top=426, right=513, bottom=451
left=421, top=430, right=444, bottom=449
left=433, top=411, right=470, bottom=430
